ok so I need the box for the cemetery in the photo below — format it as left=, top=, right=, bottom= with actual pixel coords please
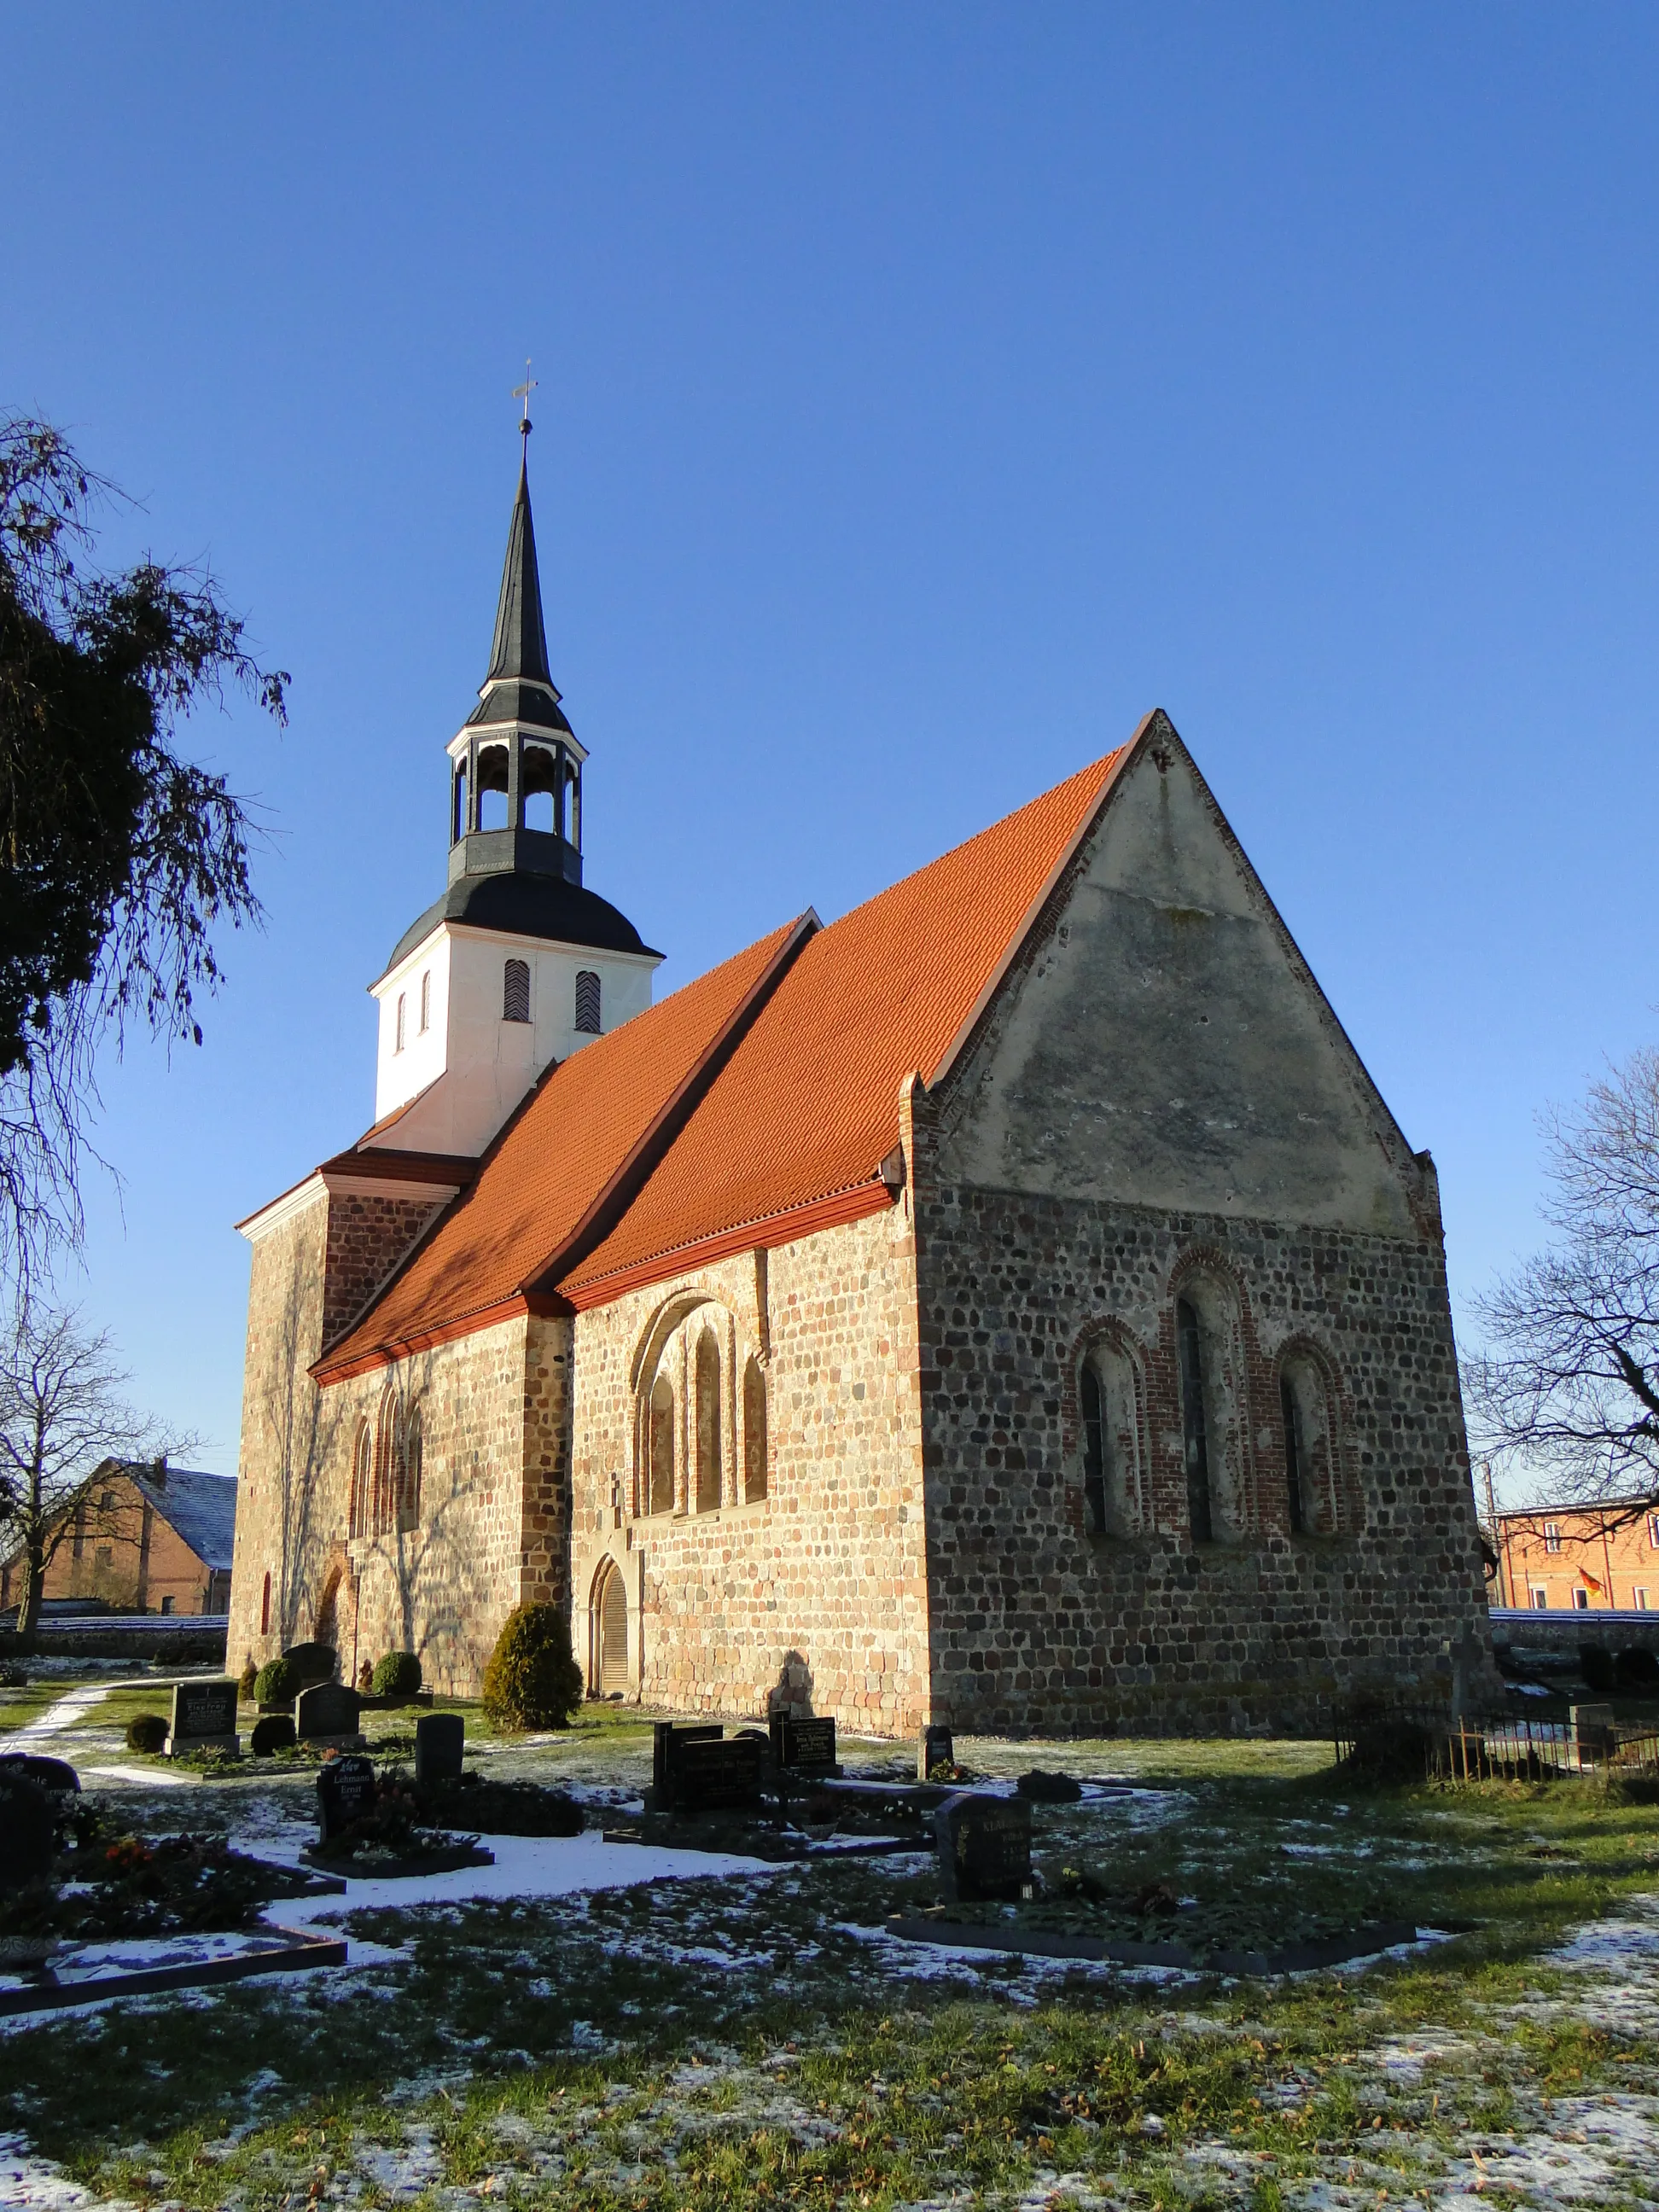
left=2, top=1656, right=1659, bottom=2207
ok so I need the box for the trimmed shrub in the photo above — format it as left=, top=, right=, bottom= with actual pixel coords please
left=125, top=1714, right=169, bottom=1755
left=1616, top=1645, right=1659, bottom=1688
left=1343, top=1716, right=1436, bottom=1786
left=370, top=1650, right=422, bottom=1700
left=237, top=1657, right=258, bottom=1703
left=480, top=1604, right=583, bottom=1732
left=250, top=1713, right=297, bottom=1756
left=1580, top=1643, right=1616, bottom=1693
left=253, top=1657, right=300, bottom=1711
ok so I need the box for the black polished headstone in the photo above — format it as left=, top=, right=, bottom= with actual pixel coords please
left=934, top=1792, right=1032, bottom=1903
left=250, top=1713, right=297, bottom=1756
left=415, top=1712, right=464, bottom=1784
left=0, top=1752, right=79, bottom=1795
left=316, top=1754, right=376, bottom=1843
left=0, top=1773, right=56, bottom=1892
left=917, top=1724, right=955, bottom=1780
left=297, top=1682, right=363, bottom=1742
left=771, top=1714, right=837, bottom=1773
left=170, top=1677, right=239, bottom=1753
left=652, top=1721, right=721, bottom=1806
left=672, top=1734, right=765, bottom=1814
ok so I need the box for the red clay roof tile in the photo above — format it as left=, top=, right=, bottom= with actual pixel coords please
left=315, top=748, right=1126, bottom=1377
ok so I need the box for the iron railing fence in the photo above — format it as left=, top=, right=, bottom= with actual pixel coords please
left=1332, top=1703, right=1659, bottom=1784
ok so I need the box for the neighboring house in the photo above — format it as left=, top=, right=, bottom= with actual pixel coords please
left=1492, top=1503, right=1659, bottom=1614
left=0, top=1461, right=237, bottom=1619
left=227, top=432, right=1492, bottom=1736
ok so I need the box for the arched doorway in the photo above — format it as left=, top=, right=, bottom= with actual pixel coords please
left=594, top=1561, right=628, bottom=1698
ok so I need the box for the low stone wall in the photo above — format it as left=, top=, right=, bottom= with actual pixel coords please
left=0, top=1618, right=228, bottom=1663
left=1489, top=1606, right=1659, bottom=1659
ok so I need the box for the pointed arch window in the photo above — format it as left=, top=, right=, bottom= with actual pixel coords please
left=372, top=1385, right=404, bottom=1536
left=348, top=1419, right=372, bottom=1540
left=1079, top=1334, right=1144, bottom=1537
left=574, top=970, right=602, bottom=1034
left=399, top=1410, right=422, bottom=1533
left=649, top=1375, right=676, bottom=1515
left=394, top=993, right=406, bottom=1052
left=503, top=959, right=531, bottom=1023
left=1176, top=1297, right=1214, bottom=1545
left=695, top=1329, right=722, bottom=1513
left=743, top=1357, right=768, bottom=1502
left=419, top=971, right=431, bottom=1034
left=1280, top=1352, right=1338, bottom=1534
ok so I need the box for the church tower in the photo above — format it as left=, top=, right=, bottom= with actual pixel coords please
left=365, top=423, right=662, bottom=1158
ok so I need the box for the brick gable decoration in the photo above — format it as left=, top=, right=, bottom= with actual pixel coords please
left=227, top=450, right=1492, bottom=1730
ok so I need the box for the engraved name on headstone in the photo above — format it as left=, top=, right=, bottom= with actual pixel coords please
left=934, top=1791, right=1032, bottom=1903
left=415, top=1712, right=465, bottom=1785
left=770, top=1714, right=837, bottom=1773
left=169, top=1677, right=240, bottom=1755
left=317, top=1753, right=377, bottom=1844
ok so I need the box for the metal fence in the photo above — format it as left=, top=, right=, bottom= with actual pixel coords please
left=1333, top=1703, right=1659, bottom=1784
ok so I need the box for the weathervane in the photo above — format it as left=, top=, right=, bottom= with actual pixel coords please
left=512, top=358, right=538, bottom=438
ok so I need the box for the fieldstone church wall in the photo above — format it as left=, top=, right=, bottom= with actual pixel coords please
left=569, top=1204, right=932, bottom=1732
left=915, top=1182, right=1490, bottom=1735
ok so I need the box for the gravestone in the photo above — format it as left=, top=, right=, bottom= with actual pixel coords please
left=297, top=1682, right=364, bottom=1747
left=0, top=1751, right=79, bottom=1796
left=281, top=1641, right=337, bottom=1691
left=316, top=1754, right=377, bottom=1845
left=415, top=1712, right=464, bottom=1785
left=1570, top=1703, right=1616, bottom=1765
left=0, top=1773, right=56, bottom=1894
left=934, top=1791, right=1032, bottom=1903
left=250, top=1713, right=297, bottom=1756
left=917, top=1724, right=955, bottom=1781
left=770, top=1714, right=838, bottom=1775
left=652, top=1721, right=721, bottom=1806
left=654, top=1726, right=764, bottom=1815
left=168, top=1677, right=240, bottom=1757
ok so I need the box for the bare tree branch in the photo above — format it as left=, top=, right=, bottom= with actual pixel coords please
left=1466, top=1043, right=1659, bottom=1517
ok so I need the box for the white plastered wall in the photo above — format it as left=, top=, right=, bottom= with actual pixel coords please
left=370, top=923, right=659, bottom=1157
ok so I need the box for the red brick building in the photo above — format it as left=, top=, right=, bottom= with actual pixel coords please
left=227, top=435, right=1493, bottom=1735
left=1, top=1461, right=236, bottom=1621
left=1493, top=1502, right=1659, bottom=1614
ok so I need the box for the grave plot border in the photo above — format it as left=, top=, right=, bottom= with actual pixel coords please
left=300, top=1842, right=495, bottom=1879
left=0, top=1927, right=347, bottom=2016
left=884, top=1916, right=1423, bottom=1975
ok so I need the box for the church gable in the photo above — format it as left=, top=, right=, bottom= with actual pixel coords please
left=933, top=714, right=1431, bottom=1237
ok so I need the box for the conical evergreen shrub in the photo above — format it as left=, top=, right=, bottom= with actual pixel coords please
left=480, top=1604, right=583, bottom=1731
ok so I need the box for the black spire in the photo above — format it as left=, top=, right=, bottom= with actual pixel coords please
left=485, top=432, right=554, bottom=688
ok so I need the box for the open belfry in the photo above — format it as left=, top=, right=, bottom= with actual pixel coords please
left=228, top=426, right=1492, bottom=1737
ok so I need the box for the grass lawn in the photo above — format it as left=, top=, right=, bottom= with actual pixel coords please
left=4, top=1732, right=1658, bottom=2208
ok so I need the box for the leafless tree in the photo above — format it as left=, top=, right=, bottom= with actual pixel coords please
left=1466, top=1043, right=1659, bottom=1516
left=0, top=1302, right=194, bottom=1643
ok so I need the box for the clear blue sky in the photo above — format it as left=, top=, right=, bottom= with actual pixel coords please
left=3, top=8, right=1656, bottom=1487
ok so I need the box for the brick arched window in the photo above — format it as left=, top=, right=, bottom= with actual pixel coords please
left=695, top=1329, right=722, bottom=1513
left=372, top=1385, right=403, bottom=1536
left=1173, top=1265, right=1252, bottom=1544
left=1078, top=1330, right=1145, bottom=1537
left=503, top=958, right=531, bottom=1023
left=649, top=1375, right=675, bottom=1514
left=398, top=1410, right=422, bottom=1534
left=348, top=1419, right=371, bottom=1539
left=1280, top=1348, right=1340, bottom=1535
left=259, top=1569, right=271, bottom=1635
left=574, top=970, right=602, bottom=1034
left=743, top=1357, right=767, bottom=1502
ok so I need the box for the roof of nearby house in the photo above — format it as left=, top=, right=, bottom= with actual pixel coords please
left=128, top=1464, right=238, bottom=1570
left=314, top=739, right=1132, bottom=1382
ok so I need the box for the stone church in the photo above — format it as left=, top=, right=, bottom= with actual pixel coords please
left=227, top=431, right=1492, bottom=1736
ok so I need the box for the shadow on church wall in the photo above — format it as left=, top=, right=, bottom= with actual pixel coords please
left=768, top=1649, right=815, bottom=1719
left=257, top=1249, right=346, bottom=1651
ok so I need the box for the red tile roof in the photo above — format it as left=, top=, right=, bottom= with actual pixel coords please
left=314, top=746, right=1128, bottom=1380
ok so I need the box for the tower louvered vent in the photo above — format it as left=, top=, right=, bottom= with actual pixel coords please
left=503, top=958, right=531, bottom=1023
left=574, top=969, right=602, bottom=1034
